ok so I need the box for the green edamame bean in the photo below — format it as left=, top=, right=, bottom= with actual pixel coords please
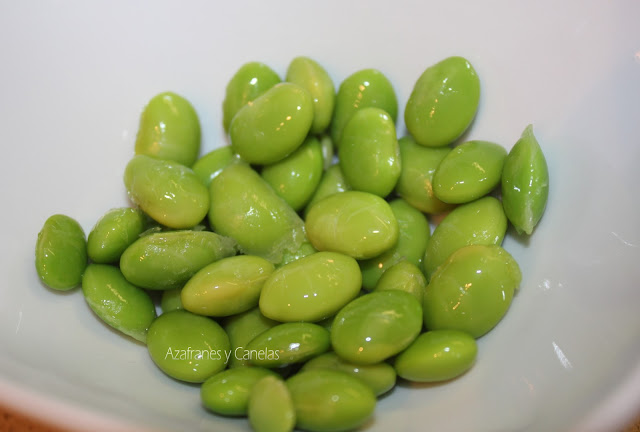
left=405, top=56, right=480, bottom=147
left=261, top=136, right=324, bottom=211
left=424, top=196, right=507, bottom=278
left=248, top=376, right=295, bottom=432
left=246, top=322, right=330, bottom=367
left=223, top=62, right=281, bottom=133
left=259, top=252, right=361, bottom=322
left=201, top=367, right=278, bottom=416
left=192, top=146, right=235, bottom=187
left=303, top=164, right=350, bottom=217
left=301, top=352, right=396, bottom=396
left=394, top=330, right=477, bottom=382
left=135, top=92, right=201, bottom=167
left=224, top=307, right=279, bottom=369
left=120, top=230, right=236, bottom=290
left=331, top=69, right=398, bottom=146
left=278, top=241, right=317, bottom=267
left=286, top=56, right=335, bottom=135
left=502, top=124, right=550, bottom=235
left=331, top=291, right=422, bottom=364
left=395, top=136, right=454, bottom=214
left=181, top=255, right=275, bottom=317
left=209, top=163, right=307, bottom=264
left=81, top=264, right=156, bottom=342
left=35, top=214, right=87, bottom=291
left=423, top=245, right=521, bottom=338
left=338, top=107, right=401, bottom=197
left=230, top=83, right=313, bottom=165
left=87, top=207, right=146, bottom=264
left=374, top=260, right=426, bottom=304
left=146, top=310, right=230, bottom=383
left=360, top=198, right=430, bottom=290
left=124, top=155, right=209, bottom=229
left=305, top=191, right=398, bottom=260
left=160, top=288, right=183, bottom=313
left=433, top=140, right=507, bottom=203
left=287, top=370, right=376, bottom=432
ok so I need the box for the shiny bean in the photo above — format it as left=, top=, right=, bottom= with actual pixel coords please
left=248, top=376, right=295, bottom=432
left=423, top=245, right=521, bottom=338
left=192, top=146, right=235, bottom=187
left=424, top=196, right=507, bottom=278
left=331, top=291, right=422, bottom=364
left=338, top=107, right=400, bottom=197
left=146, top=310, right=230, bottom=383
left=303, top=164, right=350, bottom=217
left=301, top=352, right=396, bottom=396
left=433, top=140, right=507, bottom=204
left=360, top=198, right=430, bottom=290
left=35, top=214, right=87, bottom=291
left=209, top=163, right=307, bottom=264
left=201, top=367, right=278, bottom=416
left=224, top=307, right=279, bottom=369
left=87, top=207, right=146, bottom=264
left=124, top=155, right=209, bottom=229
left=331, top=69, right=397, bottom=147
left=261, top=136, right=324, bottom=211
left=82, top=264, right=156, bottom=342
left=374, top=260, right=426, bottom=304
left=394, top=330, right=477, bottom=382
left=182, top=255, right=275, bottom=317
left=119, top=230, right=236, bottom=290
left=223, top=62, right=281, bottom=133
left=246, top=323, right=330, bottom=367
left=502, top=124, right=550, bottom=235
left=395, top=136, right=453, bottom=214
left=259, top=252, right=361, bottom=322
left=230, top=83, right=313, bottom=165
left=135, top=92, right=200, bottom=167
left=305, top=191, right=398, bottom=260
left=286, top=370, right=376, bottom=432
left=286, top=56, right=335, bottom=135
left=405, top=56, right=480, bottom=147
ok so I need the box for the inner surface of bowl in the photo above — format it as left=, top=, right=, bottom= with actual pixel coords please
left=1, top=1, right=639, bottom=431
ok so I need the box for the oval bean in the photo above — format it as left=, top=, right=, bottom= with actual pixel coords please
left=201, top=367, right=278, bottom=416
left=502, top=124, right=550, bottom=235
left=120, top=230, right=236, bottom=290
left=305, top=191, right=398, bottom=260
left=182, top=255, right=275, bottom=317
left=246, top=322, right=330, bottom=367
left=248, top=376, right=295, bottom=432
left=223, top=62, right=281, bottom=133
left=394, top=330, right=477, bottom=382
left=146, top=310, right=230, bottom=383
left=35, top=214, right=87, bottom=291
left=301, top=352, right=396, bottom=396
left=124, top=155, right=209, bottom=229
left=87, top=207, right=146, bottom=264
left=286, top=56, right=335, bottom=135
left=405, top=56, right=480, bottom=147
left=374, top=260, right=426, bottom=304
left=230, top=83, right=313, bottom=165
left=433, top=140, right=507, bottom=203
left=423, top=244, right=521, bottom=338
left=261, top=136, right=324, bottom=211
left=331, top=69, right=397, bottom=146
left=339, top=107, right=401, bottom=197
left=287, top=370, right=376, bottom=432
left=82, top=264, right=156, bottom=342
left=424, top=196, right=507, bottom=278
left=224, top=307, right=279, bottom=369
left=331, top=291, right=422, bottom=364
left=135, top=92, right=200, bottom=167
left=303, top=164, right=350, bottom=217
left=192, top=146, right=235, bottom=187
left=209, top=163, right=307, bottom=264
left=259, top=252, right=361, bottom=322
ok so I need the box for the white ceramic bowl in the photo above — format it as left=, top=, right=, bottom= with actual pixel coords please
left=1, top=1, right=639, bottom=431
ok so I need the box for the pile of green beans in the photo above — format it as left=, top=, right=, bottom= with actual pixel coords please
left=35, top=55, right=549, bottom=432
